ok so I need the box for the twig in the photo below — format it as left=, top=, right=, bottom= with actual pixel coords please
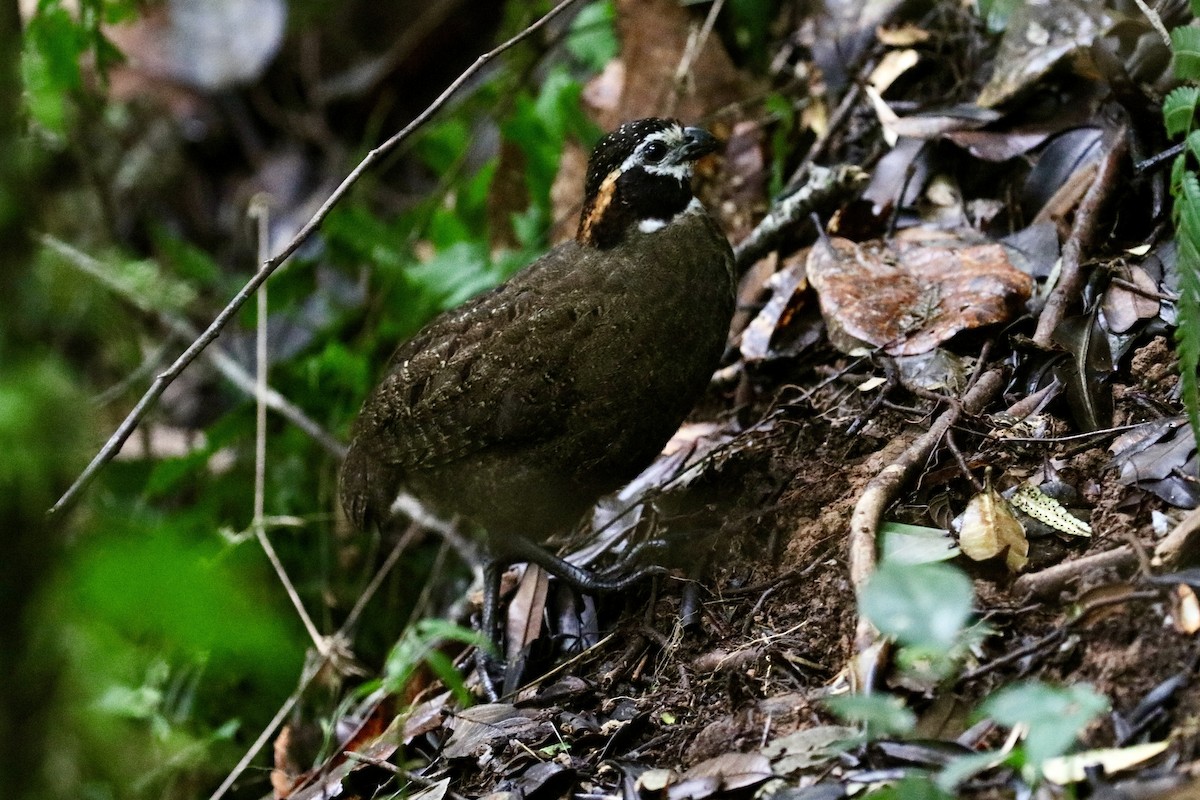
left=1131, top=0, right=1172, bottom=48
left=48, top=0, right=584, bottom=519
left=199, top=5, right=585, bottom=795
left=733, top=164, right=868, bottom=271
left=1032, top=123, right=1129, bottom=347
left=848, top=369, right=1005, bottom=673
left=1011, top=544, right=1139, bottom=599
left=341, top=754, right=467, bottom=800
left=245, top=199, right=324, bottom=650
left=41, top=233, right=347, bottom=460
left=668, top=0, right=725, bottom=113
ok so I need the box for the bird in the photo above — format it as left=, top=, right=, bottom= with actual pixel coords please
left=339, top=117, right=735, bottom=656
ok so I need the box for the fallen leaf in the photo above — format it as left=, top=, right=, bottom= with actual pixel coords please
left=682, top=751, right=774, bottom=792
left=957, top=485, right=1029, bottom=572
left=1008, top=483, right=1091, bottom=538
left=1041, top=741, right=1169, bottom=785
left=807, top=232, right=1032, bottom=356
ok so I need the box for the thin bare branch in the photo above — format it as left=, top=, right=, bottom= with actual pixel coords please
left=48, top=0, right=584, bottom=519
left=1032, top=123, right=1129, bottom=346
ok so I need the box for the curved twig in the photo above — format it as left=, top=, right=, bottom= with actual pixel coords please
left=848, top=368, right=1005, bottom=678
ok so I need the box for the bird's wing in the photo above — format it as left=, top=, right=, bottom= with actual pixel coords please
left=347, top=241, right=604, bottom=471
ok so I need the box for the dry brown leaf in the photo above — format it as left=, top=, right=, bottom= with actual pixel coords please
left=1102, top=265, right=1160, bottom=334
left=958, top=486, right=1029, bottom=572
left=807, top=232, right=1032, bottom=356
left=506, top=564, right=550, bottom=661
left=682, top=751, right=774, bottom=791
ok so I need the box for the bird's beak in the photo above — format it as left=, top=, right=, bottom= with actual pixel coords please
left=675, top=126, right=719, bottom=162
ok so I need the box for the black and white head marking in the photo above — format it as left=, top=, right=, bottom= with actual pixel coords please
left=577, top=118, right=718, bottom=249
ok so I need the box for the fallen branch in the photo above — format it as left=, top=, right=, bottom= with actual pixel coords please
left=1012, top=544, right=1138, bottom=599
left=848, top=368, right=1005, bottom=673
left=1032, top=122, right=1129, bottom=347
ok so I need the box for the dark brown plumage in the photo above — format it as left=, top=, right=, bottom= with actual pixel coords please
left=340, top=118, right=734, bottom=574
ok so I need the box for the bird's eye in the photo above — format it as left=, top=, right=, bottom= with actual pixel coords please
left=642, top=141, right=668, bottom=163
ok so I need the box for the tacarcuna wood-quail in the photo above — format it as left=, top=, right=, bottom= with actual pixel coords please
left=339, top=117, right=735, bottom=639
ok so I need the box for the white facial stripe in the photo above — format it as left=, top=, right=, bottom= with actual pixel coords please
left=618, top=127, right=690, bottom=176
left=637, top=196, right=705, bottom=234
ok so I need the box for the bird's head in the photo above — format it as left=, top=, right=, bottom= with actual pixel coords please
left=577, top=118, right=718, bottom=249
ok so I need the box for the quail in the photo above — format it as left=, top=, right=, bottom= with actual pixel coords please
left=340, top=118, right=735, bottom=652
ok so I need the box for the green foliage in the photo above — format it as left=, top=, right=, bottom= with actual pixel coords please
left=980, top=682, right=1108, bottom=768
left=764, top=93, right=796, bottom=198
left=847, top=558, right=1110, bottom=793
left=20, top=0, right=130, bottom=137
left=567, top=1, right=618, bottom=71
left=0, top=359, right=90, bottom=512
left=1166, top=20, right=1200, bottom=446
left=1164, top=87, right=1200, bottom=137
left=879, top=522, right=959, bottom=564
left=825, top=693, right=916, bottom=736
left=383, top=619, right=488, bottom=705
left=865, top=775, right=954, bottom=800
left=860, top=561, right=973, bottom=652
left=1174, top=27, right=1200, bottom=80
left=726, top=0, right=775, bottom=69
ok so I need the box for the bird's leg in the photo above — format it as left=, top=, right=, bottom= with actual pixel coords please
left=596, top=538, right=670, bottom=579
left=502, top=534, right=667, bottom=594
left=476, top=558, right=507, bottom=701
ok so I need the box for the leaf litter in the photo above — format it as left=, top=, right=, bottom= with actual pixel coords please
left=257, top=2, right=1200, bottom=798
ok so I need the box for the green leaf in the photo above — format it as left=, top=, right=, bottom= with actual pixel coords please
left=1176, top=171, right=1200, bottom=441
left=981, top=682, right=1108, bottom=767
left=1164, top=86, right=1200, bottom=137
left=567, top=1, right=617, bottom=71
left=865, top=774, right=955, bottom=800
left=860, top=561, right=974, bottom=652
left=880, top=522, right=959, bottom=564
left=825, top=693, right=916, bottom=737
left=937, top=749, right=1012, bottom=791
left=414, top=118, right=471, bottom=174
left=383, top=619, right=487, bottom=697
left=1173, top=27, right=1200, bottom=81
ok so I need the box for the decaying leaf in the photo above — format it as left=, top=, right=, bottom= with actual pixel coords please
left=977, top=0, right=1114, bottom=108
left=1102, top=265, right=1161, bottom=334
left=1112, top=420, right=1200, bottom=509
left=957, top=484, right=1029, bottom=572
left=807, top=231, right=1032, bottom=356
left=506, top=564, right=550, bottom=662
left=682, top=751, right=774, bottom=792
left=1008, top=483, right=1091, bottom=538
left=740, top=253, right=821, bottom=363
left=762, top=726, right=857, bottom=774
